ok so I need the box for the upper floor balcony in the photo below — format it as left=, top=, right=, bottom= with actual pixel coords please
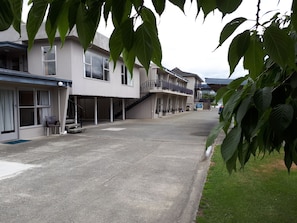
left=141, top=79, right=193, bottom=95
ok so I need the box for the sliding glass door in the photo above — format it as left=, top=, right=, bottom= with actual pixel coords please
left=0, top=89, right=17, bottom=141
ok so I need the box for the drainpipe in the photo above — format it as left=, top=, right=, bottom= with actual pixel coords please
left=122, top=98, right=125, bottom=120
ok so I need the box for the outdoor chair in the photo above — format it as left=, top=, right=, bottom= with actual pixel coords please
left=45, top=116, right=61, bottom=136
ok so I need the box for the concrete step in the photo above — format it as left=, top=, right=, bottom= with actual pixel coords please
left=65, top=123, right=80, bottom=130
left=67, top=127, right=86, bottom=134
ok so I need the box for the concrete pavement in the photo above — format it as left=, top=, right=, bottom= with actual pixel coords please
left=0, top=110, right=219, bottom=223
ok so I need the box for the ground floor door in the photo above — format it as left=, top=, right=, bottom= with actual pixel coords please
left=0, top=88, right=18, bottom=142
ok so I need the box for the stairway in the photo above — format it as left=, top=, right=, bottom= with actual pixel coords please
left=65, top=119, right=86, bottom=134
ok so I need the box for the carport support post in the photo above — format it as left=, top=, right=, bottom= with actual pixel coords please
left=74, top=96, right=78, bottom=124
left=122, top=99, right=125, bottom=120
left=94, top=97, right=98, bottom=125
left=110, top=98, right=114, bottom=123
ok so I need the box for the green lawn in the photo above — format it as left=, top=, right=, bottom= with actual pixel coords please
left=197, top=147, right=297, bottom=223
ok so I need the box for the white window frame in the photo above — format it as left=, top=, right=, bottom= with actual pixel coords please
left=42, top=46, right=57, bottom=75
left=84, top=51, right=110, bottom=81
left=121, top=64, right=133, bottom=86
left=19, top=89, right=51, bottom=127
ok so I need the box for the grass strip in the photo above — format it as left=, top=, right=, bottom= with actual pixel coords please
left=197, top=146, right=297, bottom=223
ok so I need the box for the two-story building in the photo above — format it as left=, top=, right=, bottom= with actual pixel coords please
left=125, top=64, right=193, bottom=119
left=0, top=25, right=141, bottom=142
left=171, top=67, right=203, bottom=110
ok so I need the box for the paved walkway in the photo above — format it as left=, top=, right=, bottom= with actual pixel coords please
left=0, top=110, right=219, bottom=223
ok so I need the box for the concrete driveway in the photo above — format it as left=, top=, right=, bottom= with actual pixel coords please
left=0, top=110, right=219, bottom=223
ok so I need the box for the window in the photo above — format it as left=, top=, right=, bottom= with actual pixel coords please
left=42, top=46, right=56, bottom=75
left=19, top=90, right=50, bottom=127
left=121, top=65, right=133, bottom=86
left=84, top=51, right=109, bottom=81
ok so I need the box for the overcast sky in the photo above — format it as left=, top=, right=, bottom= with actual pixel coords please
left=23, top=0, right=292, bottom=81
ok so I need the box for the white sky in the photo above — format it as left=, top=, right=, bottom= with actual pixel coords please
left=22, top=0, right=292, bottom=81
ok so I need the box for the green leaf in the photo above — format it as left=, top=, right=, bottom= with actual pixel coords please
left=253, top=87, right=272, bottom=112
left=200, top=0, right=216, bottom=18
left=228, top=30, right=250, bottom=75
left=226, top=149, right=238, bottom=174
left=270, top=104, right=294, bottom=133
left=217, top=17, right=247, bottom=49
left=123, top=47, right=136, bottom=76
left=68, top=0, right=80, bottom=32
left=228, top=76, right=247, bottom=90
left=215, top=86, right=228, bottom=102
left=103, top=0, right=111, bottom=23
left=135, top=22, right=153, bottom=73
left=26, top=0, right=48, bottom=49
left=221, top=126, right=242, bottom=162
left=206, top=122, right=225, bottom=148
left=222, top=90, right=243, bottom=120
left=76, top=1, right=102, bottom=50
left=216, top=0, right=242, bottom=16
left=109, top=27, right=124, bottom=69
left=236, top=95, right=252, bottom=124
left=46, top=0, right=66, bottom=46
left=263, top=26, right=296, bottom=69
left=0, top=0, right=13, bottom=31
left=243, top=33, right=265, bottom=80
left=9, top=0, right=22, bottom=34
left=284, top=143, right=292, bottom=171
left=120, top=18, right=134, bottom=51
left=152, top=0, right=166, bottom=15
left=111, top=0, right=132, bottom=26
left=57, top=2, right=69, bottom=44
left=169, top=0, right=186, bottom=12
left=291, top=0, right=297, bottom=30
left=242, top=107, right=258, bottom=141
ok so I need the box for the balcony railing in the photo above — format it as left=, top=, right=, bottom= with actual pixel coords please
left=141, top=79, right=193, bottom=95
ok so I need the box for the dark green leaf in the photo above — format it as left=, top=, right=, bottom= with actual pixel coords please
left=243, top=33, right=265, bottom=80
left=236, top=95, right=252, bottom=124
left=26, top=0, right=48, bottom=49
left=103, top=0, right=112, bottom=23
left=120, top=18, right=134, bottom=51
left=222, top=90, right=243, bottom=120
left=270, top=104, right=294, bottom=133
left=9, top=0, right=22, bottom=33
left=228, top=30, right=250, bottom=75
left=242, top=107, right=258, bottom=141
left=226, top=149, right=238, bottom=174
left=135, top=22, right=153, bottom=73
left=263, top=26, right=296, bottom=69
left=215, top=86, right=228, bottom=102
left=217, top=17, right=247, bottom=48
left=68, top=0, right=80, bottom=32
left=221, top=126, right=242, bottom=162
left=76, top=1, right=102, bottom=50
left=0, top=0, right=13, bottom=31
left=216, top=0, right=242, bottom=16
left=253, top=87, right=272, bottom=112
left=291, top=0, right=297, bottom=30
left=111, top=0, right=132, bottom=26
left=206, top=122, right=225, bottom=148
left=152, top=0, right=166, bottom=15
left=123, top=48, right=136, bottom=76
left=169, top=0, right=186, bottom=12
left=199, top=0, right=216, bottom=18
left=46, top=0, right=66, bottom=45
left=228, top=76, right=247, bottom=90
left=57, top=2, right=69, bottom=44
left=284, top=143, right=292, bottom=171
left=109, top=27, right=124, bottom=69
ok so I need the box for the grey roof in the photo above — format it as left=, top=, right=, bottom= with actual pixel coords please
left=0, top=68, right=72, bottom=87
left=0, top=41, right=27, bottom=50
left=205, top=78, right=234, bottom=85
left=171, top=67, right=203, bottom=82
